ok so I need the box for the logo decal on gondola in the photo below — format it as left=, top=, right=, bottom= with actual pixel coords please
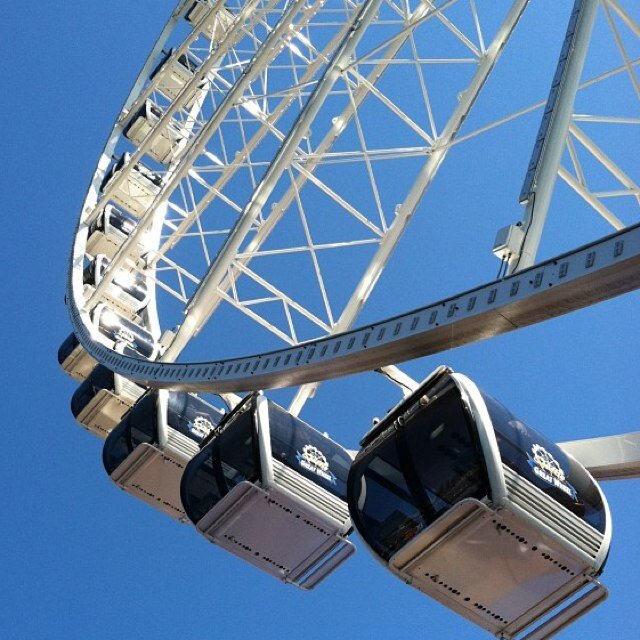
left=528, top=444, right=577, bottom=499
left=115, top=328, right=135, bottom=345
left=296, top=444, right=337, bottom=485
left=189, top=415, right=214, bottom=439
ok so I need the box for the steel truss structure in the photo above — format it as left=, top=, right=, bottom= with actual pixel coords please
left=69, top=0, right=638, bottom=407
left=65, top=0, right=639, bottom=452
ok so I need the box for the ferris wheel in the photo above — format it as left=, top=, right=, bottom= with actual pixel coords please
left=59, top=1, right=640, bottom=638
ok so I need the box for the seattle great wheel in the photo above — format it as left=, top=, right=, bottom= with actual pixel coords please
left=60, top=1, right=640, bottom=638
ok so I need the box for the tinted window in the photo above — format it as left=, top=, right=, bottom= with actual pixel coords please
left=268, top=403, right=351, bottom=500
left=350, top=434, right=427, bottom=561
left=216, top=408, right=260, bottom=492
left=106, top=208, right=135, bottom=235
left=348, top=386, right=489, bottom=562
left=482, top=391, right=606, bottom=533
left=181, top=401, right=260, bottom=525
left=403, top=387, right=489, bottom=516
left=181, top=446, right=223, bottom=525
left=102, top=393, right=156, bottom=474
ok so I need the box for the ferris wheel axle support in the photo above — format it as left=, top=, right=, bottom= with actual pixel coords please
left=162, top=0, right=387, bottom=362
left=510, top=0, right=599, bottom=274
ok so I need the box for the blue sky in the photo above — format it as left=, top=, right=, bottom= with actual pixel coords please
left=1, top=1, right=638, bottom=638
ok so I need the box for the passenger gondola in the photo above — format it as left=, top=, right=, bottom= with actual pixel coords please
left=180, top=393, right=355, bottom=589
left=149, top=48, right=204, bottom=109
left=71, top=365, right=145, bottom=438
left=103, top=391, right=224, bottom=520
left=86, top=204, right=140, bottom=259
left=100, top=153, right=163, bottom=218
left=185, top=1, right=234, bottom=42
left=58, top=332, right=97, bottom=381
left=347, top=366, right=610, bottom=640
left=60, top=305, right=158, bottom=387
left=83, top=255, right=150, bottom=318
left=123, top=100, right=186, bottom=164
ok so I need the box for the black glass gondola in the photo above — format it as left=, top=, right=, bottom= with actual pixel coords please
left=347, top=367, right=611, bottom=640
left=68, top=307, right=158, bottom=437
left=59, top=304, right=158, bottom=383
left=181, top=393, right=355, bottom=589
left=91, top=303, right=159, bottom=360
left=71, top=365, right=145, bottom=438
left=103, top=391, right=224, bottom=521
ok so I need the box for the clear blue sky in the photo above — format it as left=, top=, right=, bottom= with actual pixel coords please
left=1, top=1, right=638, bottom=639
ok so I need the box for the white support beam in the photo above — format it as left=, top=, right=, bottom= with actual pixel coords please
left=67, top=221, right=640, bottom=394
left=149, top=20, right=354, bottom=260
left=153, top=0, right=474, bottom=343
left=93, top=0, right=259, bottom=214
left=558, top=166, right=625, bottom=229
left=560, top=431, right=640, bottom=481
left=569, top=124, right=640, bottom=206
left=86, top=0, right=311, bottom=310
left=376, top=365, right=419, bottom=395
left=510, top=0, right=599, bottom=273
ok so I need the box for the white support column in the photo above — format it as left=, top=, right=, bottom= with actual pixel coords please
left=162, top=0, right=386, bottom=362
left=377, top=366, right=419, bottom=396
left=156, top=389, right=170, bottom=448
left=509, top=0, right=599, bottom=274
left=155, top=0, right=480, bottom=364
left=150, top=19, right=354, bottom=260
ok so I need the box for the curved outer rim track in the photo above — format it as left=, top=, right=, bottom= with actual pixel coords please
left=68, top=222, right=640, bottom=393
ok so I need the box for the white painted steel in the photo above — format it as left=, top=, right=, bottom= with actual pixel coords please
left=65, top=0, right=639, bottom=401
left=162, top=0, right=387, bottom=361
left=289, top=0, right=530, bottom=411
left=511, top=0, right=600, bottom=272
left=68, top=1, right=551, bottom=416
left=85, top=0, right=289, bottom=309
left=560, top=432, right=640, bottom=481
